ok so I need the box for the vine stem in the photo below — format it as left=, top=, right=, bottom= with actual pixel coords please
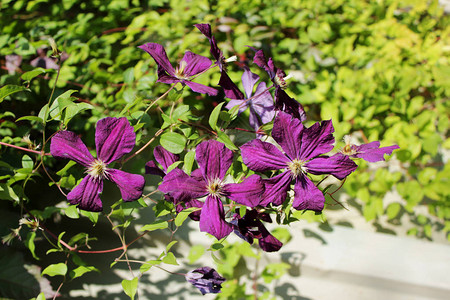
left=115, top=259, right=186, bottom=276
left=0, top=141, right=50, bottom=156
left=122, top=127, right=165, bottom=164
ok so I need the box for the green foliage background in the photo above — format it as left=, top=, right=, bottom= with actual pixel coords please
left=0, top=0, right=449, bottom=299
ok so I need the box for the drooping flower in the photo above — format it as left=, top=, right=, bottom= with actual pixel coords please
left=50, top=117, right=145, bottom=212
left=224, top=68, right=275, bottom=133
left=158, top=140, right=264, bottom=240
left=240, top=112, right=357, bottom=211
left=251, top=48, right=306, bottom=121
left=145, top=146, right=202, bottom=220
left=31, top=48, right=60, bottom=70
left=194, top=23, right=243, bottom=99
left=231, top=209, right=282, bottom=252
left=185, top=267, right=226, bottom=295
left=5, top=55, right=22, bottom=74
left=338, top=135, right=400, bottom=162
left=138, top=43, right=218, bottom=96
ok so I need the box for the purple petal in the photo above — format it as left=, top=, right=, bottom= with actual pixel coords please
left=184, top=80, right=218, bottom=96
left=67, top=176, right=103, bottom=212
left=181, top=51, right=212, bottom=77
left=292, top=175, right=325, bottom=211
left=158, top=168, right=207, bottom=199
left=185, top=266, right=226, bottom=295
left=274, top=88, right=306, bottom=121
left=225, top=99, right=247, bottom=114
left=194, top=24, right=222, bottom=63
left=138, top=43, right=175, bottom=76
left=154, top=145, right=179, bottom=171
left=199, top=195, right=232, bottom=240
left=223, top=174, right=264, bottom=207
left=355, top=142, right=400, bottom=162
left=6, top=55, right=22, bottom=74
left=108, top=169, right=145, bottom=202
left=241, top=68, right=260, bottom=99
left=260, top=171, right=292, bottom=206
left=95, top=117, right=135, bottom=164
left=258, top=226, right=283, bottom=252
left=305, top=154, right=358, bottom=180
left=156, top=65, right=179, bottom=84
left=50, top=131, right=94, bottom=167
left=219, top=71, right=244, bottom=100
left=251, top=81, right=275, bottom=124
left=248, top=109, right=262, bottom=131
left=145, top=161, right=166, bottom=177
left=272, top=112, right=304, bottom=160
left=196, top=140, right=233, bottom=181
left=240, top=139, right=289, bottom=172
left=252, top=49, right=276, bottom=79
left=299, top=119, right=335, bottom=161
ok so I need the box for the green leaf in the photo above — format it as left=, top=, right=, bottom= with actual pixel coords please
left=209, top=102, right=225, bottom=130
left=208, top=243, right=224, bottom=251
left=121, top=277, right=138, bottom=300
left=64, top=205, right=79, bottom=219
left=0, top=250, right=40, bottom=299
left=25, top=232, right=39, bottom=260
left=15, top=116, right=44, bottom=123
left=0, top=183, right=20, bottom=202
left=35, top=292, right=46, bottom=300
left=183, top=150, right=195, bottom=174
left=216, top=131, right=238, bottom=150
left=80, top=210, right=99, bottom=224
left=139, top=260, right=160, bottom=273
left=162, top=252, right=178, bottom=265
left=22, top=155, right=33, bottom=169
left=188, top=245, right=205, bottom=264
left=160, top=132, right=187, bottom=154
left=0, top=85, right=29, bottom=102
left=139, top=220, right=168, bottom=232
left=174, top=207, right=198, bottom=227
left=166, top=240, right=178, bottom=253
left=41, top=263, right=67, bottom=277
left=70, top=266, right=99, bottom=280
left=20, top=68, right=47, bottom=81
left=386, top=203, right=401, bottom=220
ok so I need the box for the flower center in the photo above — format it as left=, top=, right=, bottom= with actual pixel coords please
left=274, top=70, right=292, bottom=89
left=340, top=135, right=358, bottom=156
left=87, top=159, right=109, bottom=181
left=207, top=178, right=224, bottom=196
left=175, top=60, right=188, bottom=80
left=288, top=159, right=306, bottom=177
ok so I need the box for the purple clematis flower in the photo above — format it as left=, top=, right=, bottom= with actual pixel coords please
left=31, top=48, right=60, bottom=70
left=50, top=117, right=145, bottom=212
left=231, top=209, right=283, bottom=252
left=240, top=112, right=357, bottom=211
left=145, top=146, right=203, bottom=220
left=224, top=68, right=275, bottom=133
left=159, top=140, right=264, bottom=240
left=194, top=23, right=243, bottom=100
left=251, top=48, right=306, bottom=121
left=338, top=135, right=400, bottom=162
left=5, top=54, right=22, bottom=74
left=138, top=43, right=217, bottom=96
left=185, top=267, right=226, bottom=295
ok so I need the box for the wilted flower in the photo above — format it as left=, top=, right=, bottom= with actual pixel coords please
left=5, top=54, right=22, bottom=74
left=159, top=140, right=264, bottom=240
left=194, top=23, right=242, bottom=99
left=50, top=117, right=145, bottom=211
left=339, top=135, right=399, bottom=162
left=231, top=209, right=282, bottom=252
left=241, top=112, right=357, bottom=211
left=251, top=48, right=306, bottom=121
left=145, top=146, right=202, bottom=220
left=31, top=48, right=60, bottom=70
left=138, top=43, right=218, bottom=96
left=185, top=267, right=226, bottom=295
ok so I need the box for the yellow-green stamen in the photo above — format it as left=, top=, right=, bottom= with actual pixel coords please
left=87, top=159, right=109, bottom=181
left=288, top=159, right=306, bottom=177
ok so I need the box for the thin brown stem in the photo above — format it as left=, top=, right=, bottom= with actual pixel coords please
left=0, top=142, right=50, bottom=156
